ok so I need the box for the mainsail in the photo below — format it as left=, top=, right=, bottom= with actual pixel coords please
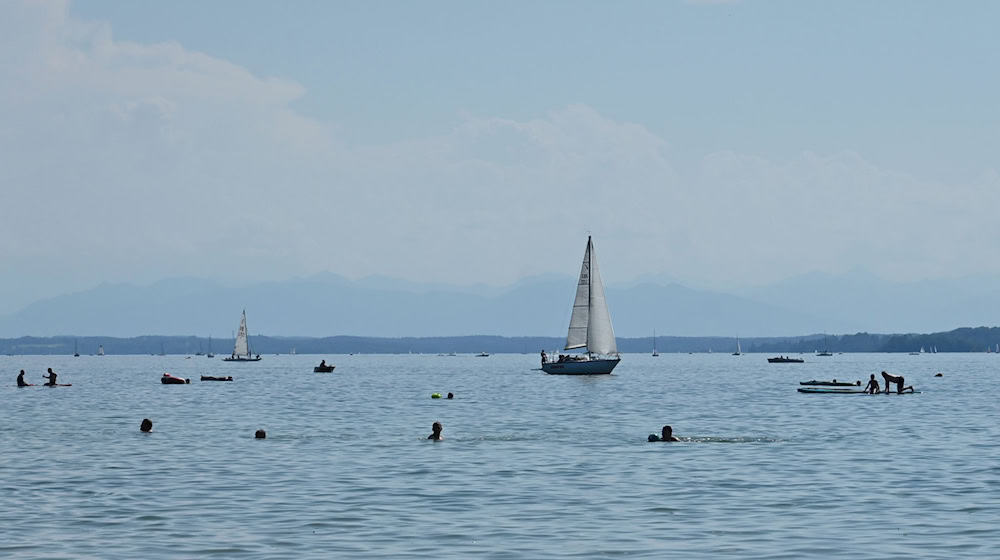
left=564, top=236, right=617, bottom=355
left=233, top=310, right=251, bottom=357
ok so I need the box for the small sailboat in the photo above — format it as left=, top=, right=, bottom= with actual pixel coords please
left=73, top=339, right=79, bottom=357
left=816, top=336, right=833, bottom=357
left=223, top=310, right=262, bottom=362
left=97, top=344, right=105, bottom=356
left=541, top=236, right=621, bottom=375
left=206, top=335, right=215, bottom=358
left=652, top=329, right=659, bottom=357
left=732, top=336, right=742, bottom=356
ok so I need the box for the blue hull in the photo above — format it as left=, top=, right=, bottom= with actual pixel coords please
left=541, top=358, right=620, bottom=375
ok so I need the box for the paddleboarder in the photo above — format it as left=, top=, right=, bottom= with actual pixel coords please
left=16, top=369, right=31, bottom=387
left=43, top=368, right=58, bottom=386
left=864, top=374, right=881, bottom=394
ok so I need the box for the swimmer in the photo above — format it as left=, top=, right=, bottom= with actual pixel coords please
left=140, top=418, right=153, bottom=432
left=43, top=368, right=58, bottom=386
left=17, top=369, right=32, bottom=387
left=255, top=429, right=266, bottom=439
left=648, top=425, right=680, bottom=442
left=447, top=392, right=454, bottom=399
left=428, top=421, right=443, bottom=441
left=863, top=374, right=881, bottom=394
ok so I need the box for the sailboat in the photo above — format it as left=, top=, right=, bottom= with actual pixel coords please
left=73, top=339, right=79, bottom=357
left=816, top=336, right=833, bottom=357
left=206, top=335, right=215, bottom=358
left=97, top=344, right=105, bottom=356
left=223, top=310, right=262, bottom=362
left=541, top=236, right=620, bottom=375
left=732, top=336, right=742, bottom=356
left=652, top=329, right=659, bottom=357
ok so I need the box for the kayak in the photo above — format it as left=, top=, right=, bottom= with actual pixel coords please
left=799, top=380, right=861, bottom=387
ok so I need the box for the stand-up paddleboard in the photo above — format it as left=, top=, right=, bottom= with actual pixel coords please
left=799, top=380, right=861, bottom=387
left=798, top=387, right=920, bottom=394
left=43, top=384, right=72, bottom=387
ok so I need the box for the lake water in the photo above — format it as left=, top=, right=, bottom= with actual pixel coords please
left=1, top=352, right=998, bottom=558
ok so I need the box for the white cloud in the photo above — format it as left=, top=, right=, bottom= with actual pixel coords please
left=0, top=0, right=997, bottom=308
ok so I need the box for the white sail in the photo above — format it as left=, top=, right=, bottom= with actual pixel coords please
left=233, top=310, right=250, bottom=357
left=97, top=345, right=104, bottom=356
left=564, top=236, right=617, bottom=355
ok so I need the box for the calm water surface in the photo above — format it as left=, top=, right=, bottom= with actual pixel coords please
left=2, top=353, right=998, bottom=558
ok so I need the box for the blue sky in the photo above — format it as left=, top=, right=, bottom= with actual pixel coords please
left=1, top=1, right=999, bottom=312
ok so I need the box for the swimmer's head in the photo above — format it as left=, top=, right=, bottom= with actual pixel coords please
left=140, top=418, right=153, bottom=432
left=662, top=425, right=673, bottom=438
left=255, top=429, right=266, bottom=439
left=447, top=392, right=453, bottom=399
left=432, top=422, right=442, bottom=436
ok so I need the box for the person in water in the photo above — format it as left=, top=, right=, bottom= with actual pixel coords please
left=140, top=418, right=153, bottom=432
left=648, top=425, right=680, bottom=442
left=428, top=421, right=443, bottom=441
left=447, top=392, right=454, bottom=399
left=255, top=429, right=266, bottom=439
left=43, top=368, right=58, bottom=386
left=864, top=374, right=881, bottom=394
left=17, top=369, right=31, bottom=387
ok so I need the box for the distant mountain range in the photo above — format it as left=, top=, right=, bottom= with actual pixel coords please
left=0, top=270, right=998, bottom=338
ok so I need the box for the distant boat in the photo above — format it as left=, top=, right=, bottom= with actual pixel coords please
left=652, top=329, right=659, bottom=357
left=97, top=344, right=105, bottom=356
left=476, top=352, right=490, bottom=357
left=541, top=236, right=620, bottom=375
left=290, top=347, right=297, bottom=355
left=158, top=342, right=166, bottom=356
left=768, top=356, right=804, bottom=363
left=223, top=310, right=262, bottom=362
left=816, top=336, right=833, bottom=356
left=206, top=335, right=215, bottom=358
left=732, top=336, right=742, bottom=356
left=73, top=339, right=79, bottom=357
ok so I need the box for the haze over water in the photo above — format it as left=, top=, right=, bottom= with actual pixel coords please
left=2, top=353, right=997, bottom=558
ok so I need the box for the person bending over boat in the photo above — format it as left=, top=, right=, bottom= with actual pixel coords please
left=648, top=425, right=680, bottom=442
left=428, top=421, right=443, bottom=441
left=17, top=369, right=32, bottom=387
left=43, top=368, right=58, bottom=386
left=864, top=374, right=881, bottom=394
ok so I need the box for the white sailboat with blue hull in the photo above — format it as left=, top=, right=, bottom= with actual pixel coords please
left=541, top=236, right=621, bottom=375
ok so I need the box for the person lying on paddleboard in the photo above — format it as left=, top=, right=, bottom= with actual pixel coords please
left=648, top=425, right=680, bottom=442
left=17, top=369, right=32, bottom=387
left=864, top=374, right=881, bottom=394
left=43, top=368, right=58, bottom=386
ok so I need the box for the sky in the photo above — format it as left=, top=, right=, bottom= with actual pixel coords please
left=1, top=0, right=999, bottom=313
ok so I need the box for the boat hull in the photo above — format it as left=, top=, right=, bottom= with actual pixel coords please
left=223, top=357, right=261, bottom=362
left=313, top=366, right=335, bottom=372
left=542, top=358, right=620, bottom=375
